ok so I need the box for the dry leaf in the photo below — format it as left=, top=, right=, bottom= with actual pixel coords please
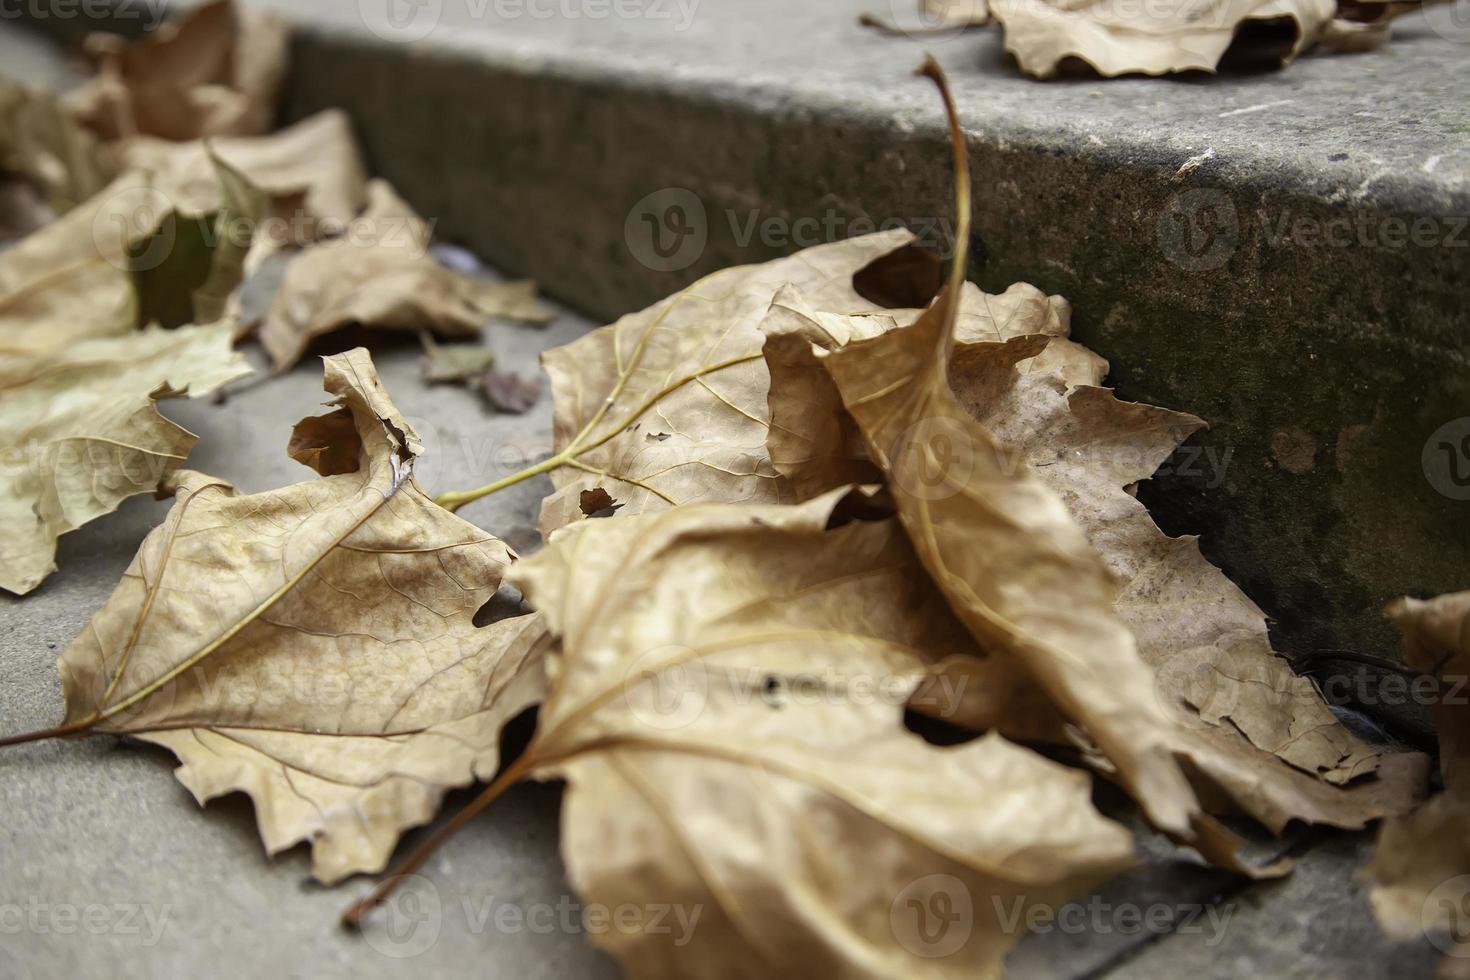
left=765, top=276, right=1424, bottom=835
left=122, top=110, right=369, bottom=244
left=508, top=495, right=1135, bottom=978
left=1, top=151, right=266, bottom=351
left=1363, top=593, right=1470, bottom=951
left=129, top=148, right=269, bottom=329
left=0, top=323, right=250, bottom=595
left=64, top=0, right=289, bottom=142
left=988, top=0, right=1334, bottom=78
left=529, top=228, right=913, bottom=534
left=0, top=77, right=116, bottom=213
left=49, top=349, right=547, bottom=882
left=0, top=171, right=151, bottom=352
left=939, top=317, right=1429, bottom=830
left=259, top=181, right=549, bottom=371
left=810, top=65, right=1199, bottom=839
left=421, top=338, right=497, bottom=384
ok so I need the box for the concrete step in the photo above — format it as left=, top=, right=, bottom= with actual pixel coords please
left=18, top=0, right=1470, bottom=731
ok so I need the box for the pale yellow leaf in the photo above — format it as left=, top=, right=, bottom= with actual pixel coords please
left=533, top=229, right=913, bottom=534
left=510, top=496, right=1135, bottom=978
left=51, top=350, right=546, bottom=882
left=0, top=323, right=250, bottom=595
left=989, top=0, right=1334, bottom=78
left=259, top=181, right=550, bottom=371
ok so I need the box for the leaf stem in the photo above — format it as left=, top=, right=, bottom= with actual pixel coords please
left=0, top=719, right=96, bottom=749
left=433, top=353, right=762, bottom=513
left=341, top=748, right=540, bottom=929
left=435, top=452, right=569, bottom=513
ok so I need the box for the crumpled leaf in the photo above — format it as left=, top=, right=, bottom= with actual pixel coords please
left=0, top=170, right=151, bottom=351
left=129, top=148, right=270, bottom=328
left=1, top=152, right=267, bottom=350
left=765, top=277, right=1425, bottom=838
left=531, top=228, right=912, bottom=534
left=0, top=77, right=116, bottom=213
left=1365, top=592, right=1470, bottom=954
left=509, top=495, right=1136, bottom=978
left=807, top=63, right=1200, bottom=840
left=0, top=323, right=250, bottom=595
left=122, top=110, right=369, bottom=245
left=64, top=0, right=288, bottom=142
left=259, top=181, right=550, bottom=371
left=988, top=0, right=1334, bottom=78
left=52, top=349, right=548, bottom=882
left=421, top=336, right=497, bottom=384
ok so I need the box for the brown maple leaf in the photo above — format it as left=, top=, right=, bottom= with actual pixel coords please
left=4, top=350, right=546, bottom=883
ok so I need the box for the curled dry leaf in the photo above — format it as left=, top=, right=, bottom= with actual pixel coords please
left=765, top=270, right=1425, bottom=837
left=988, top=0, right=1333, bottom=78
left=938, top=311, right=1425, bottom=830
left=0, top=323, right=250, bottom=595
left=1365, top=592, right=1470, bottom=950
left=123, top=110, right=370, bottom=246
left=0, top=171, right=152, bottom=352
left=1, top=152, right=267, bottom=350
left=260, top=181, right=550, bottom=371
left=815, top=61, right=1200, bottom=841
left=421, top=336, right=497, bottom=384
left=508, top=495, right=1135, bottom=978
left=46, top=349, right=547, bottom=883
left=0, top=77, right=116, bottom=214
left=524, top=228, right=912, bottom=534
left=64, top=0, right=289, bottom=142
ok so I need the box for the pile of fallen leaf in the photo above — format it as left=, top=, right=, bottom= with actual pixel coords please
left=3, top=3, right=1468, bottom=976
left=865, top=0, right=1446, bottom=77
